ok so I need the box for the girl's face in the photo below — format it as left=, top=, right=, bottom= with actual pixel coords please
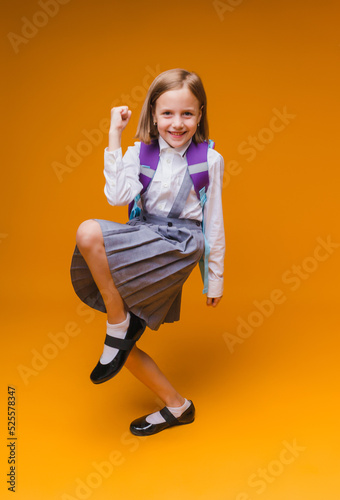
left=152, top=87, right=202, bottom=148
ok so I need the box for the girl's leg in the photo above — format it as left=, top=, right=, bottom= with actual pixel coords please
left=76, top=220, right=126, bottom=324
left=125, top=345, right=185, bottom=408
left=76, top=220, right=189, bottom=415
left=76, top=220, right=135, bottom=368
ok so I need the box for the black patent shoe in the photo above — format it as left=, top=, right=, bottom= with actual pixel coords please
left=90, top=313, right=146, bottom=384
left=130, top=400, right=195, bottom=436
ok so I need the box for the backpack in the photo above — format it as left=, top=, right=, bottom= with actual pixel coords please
left=128, top=139, right=215, bottom=293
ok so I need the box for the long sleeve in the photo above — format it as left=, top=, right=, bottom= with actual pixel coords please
left=204, top=151, right=225, bottom=298
left=103, top=143, right=143, bottom=206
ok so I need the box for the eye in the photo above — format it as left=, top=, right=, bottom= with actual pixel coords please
left=183, top=112, right=193, bottom=116
left=162, top=111, right=172, bottom=116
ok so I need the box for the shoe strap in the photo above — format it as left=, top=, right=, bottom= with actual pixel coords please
left=159, top=407, right=179, bottom=425
left=104, top=335, right=135, bottom=350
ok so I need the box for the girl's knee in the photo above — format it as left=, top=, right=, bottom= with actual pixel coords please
left=76, top=220, right=102, bottom=251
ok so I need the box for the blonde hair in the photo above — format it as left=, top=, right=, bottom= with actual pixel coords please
left=135, top=68, right=209, bottom=145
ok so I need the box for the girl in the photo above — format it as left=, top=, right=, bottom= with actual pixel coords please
left=70, top=68, right=225, bottom=436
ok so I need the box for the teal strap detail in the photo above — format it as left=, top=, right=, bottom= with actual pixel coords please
left=129, top=193, right=141, bottom=220
left=199, top=186, right=207, bottom=208
left=198, top=187, right=209, bottom=294
left=208, top=139, right=215, bottom=149
left=199, top=232, right=210, bottom=294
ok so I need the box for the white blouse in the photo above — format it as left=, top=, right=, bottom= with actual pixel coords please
left=103, top=135, right=225, bottom=298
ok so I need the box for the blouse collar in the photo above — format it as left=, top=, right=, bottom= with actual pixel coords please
left=158, top=135, right=192, bottom=158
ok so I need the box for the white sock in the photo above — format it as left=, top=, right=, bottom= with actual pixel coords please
left=145, top=398, right=191, bottom=425
left=100, top=312, right=131, bottom=364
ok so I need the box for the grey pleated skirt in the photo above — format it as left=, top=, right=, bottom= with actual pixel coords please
left=70, top=212, right=204, bottom=331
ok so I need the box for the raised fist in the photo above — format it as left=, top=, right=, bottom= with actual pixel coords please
left=109, top=106, right=132, bottom=133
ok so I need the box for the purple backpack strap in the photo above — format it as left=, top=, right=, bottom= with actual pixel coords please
left=128, top=140, right=160, bottom=217
left=139, top=140, right=160, bottom=193
left=186, top=139, right=214, bottom=295
left=186, top=141, right=210, bottom=200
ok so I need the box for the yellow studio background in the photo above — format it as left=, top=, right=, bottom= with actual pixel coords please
left=1, top=0, right=340, bottom=498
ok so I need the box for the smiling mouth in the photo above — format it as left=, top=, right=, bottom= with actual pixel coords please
left=168, top=131, right=186, bottom=136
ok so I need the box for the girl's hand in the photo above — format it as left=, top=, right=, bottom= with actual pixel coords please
left=108, top=106, right=132, bottom=151
left=109, top=106, right=132, bottom=133
left=206, top=296, right=222, bottom=308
